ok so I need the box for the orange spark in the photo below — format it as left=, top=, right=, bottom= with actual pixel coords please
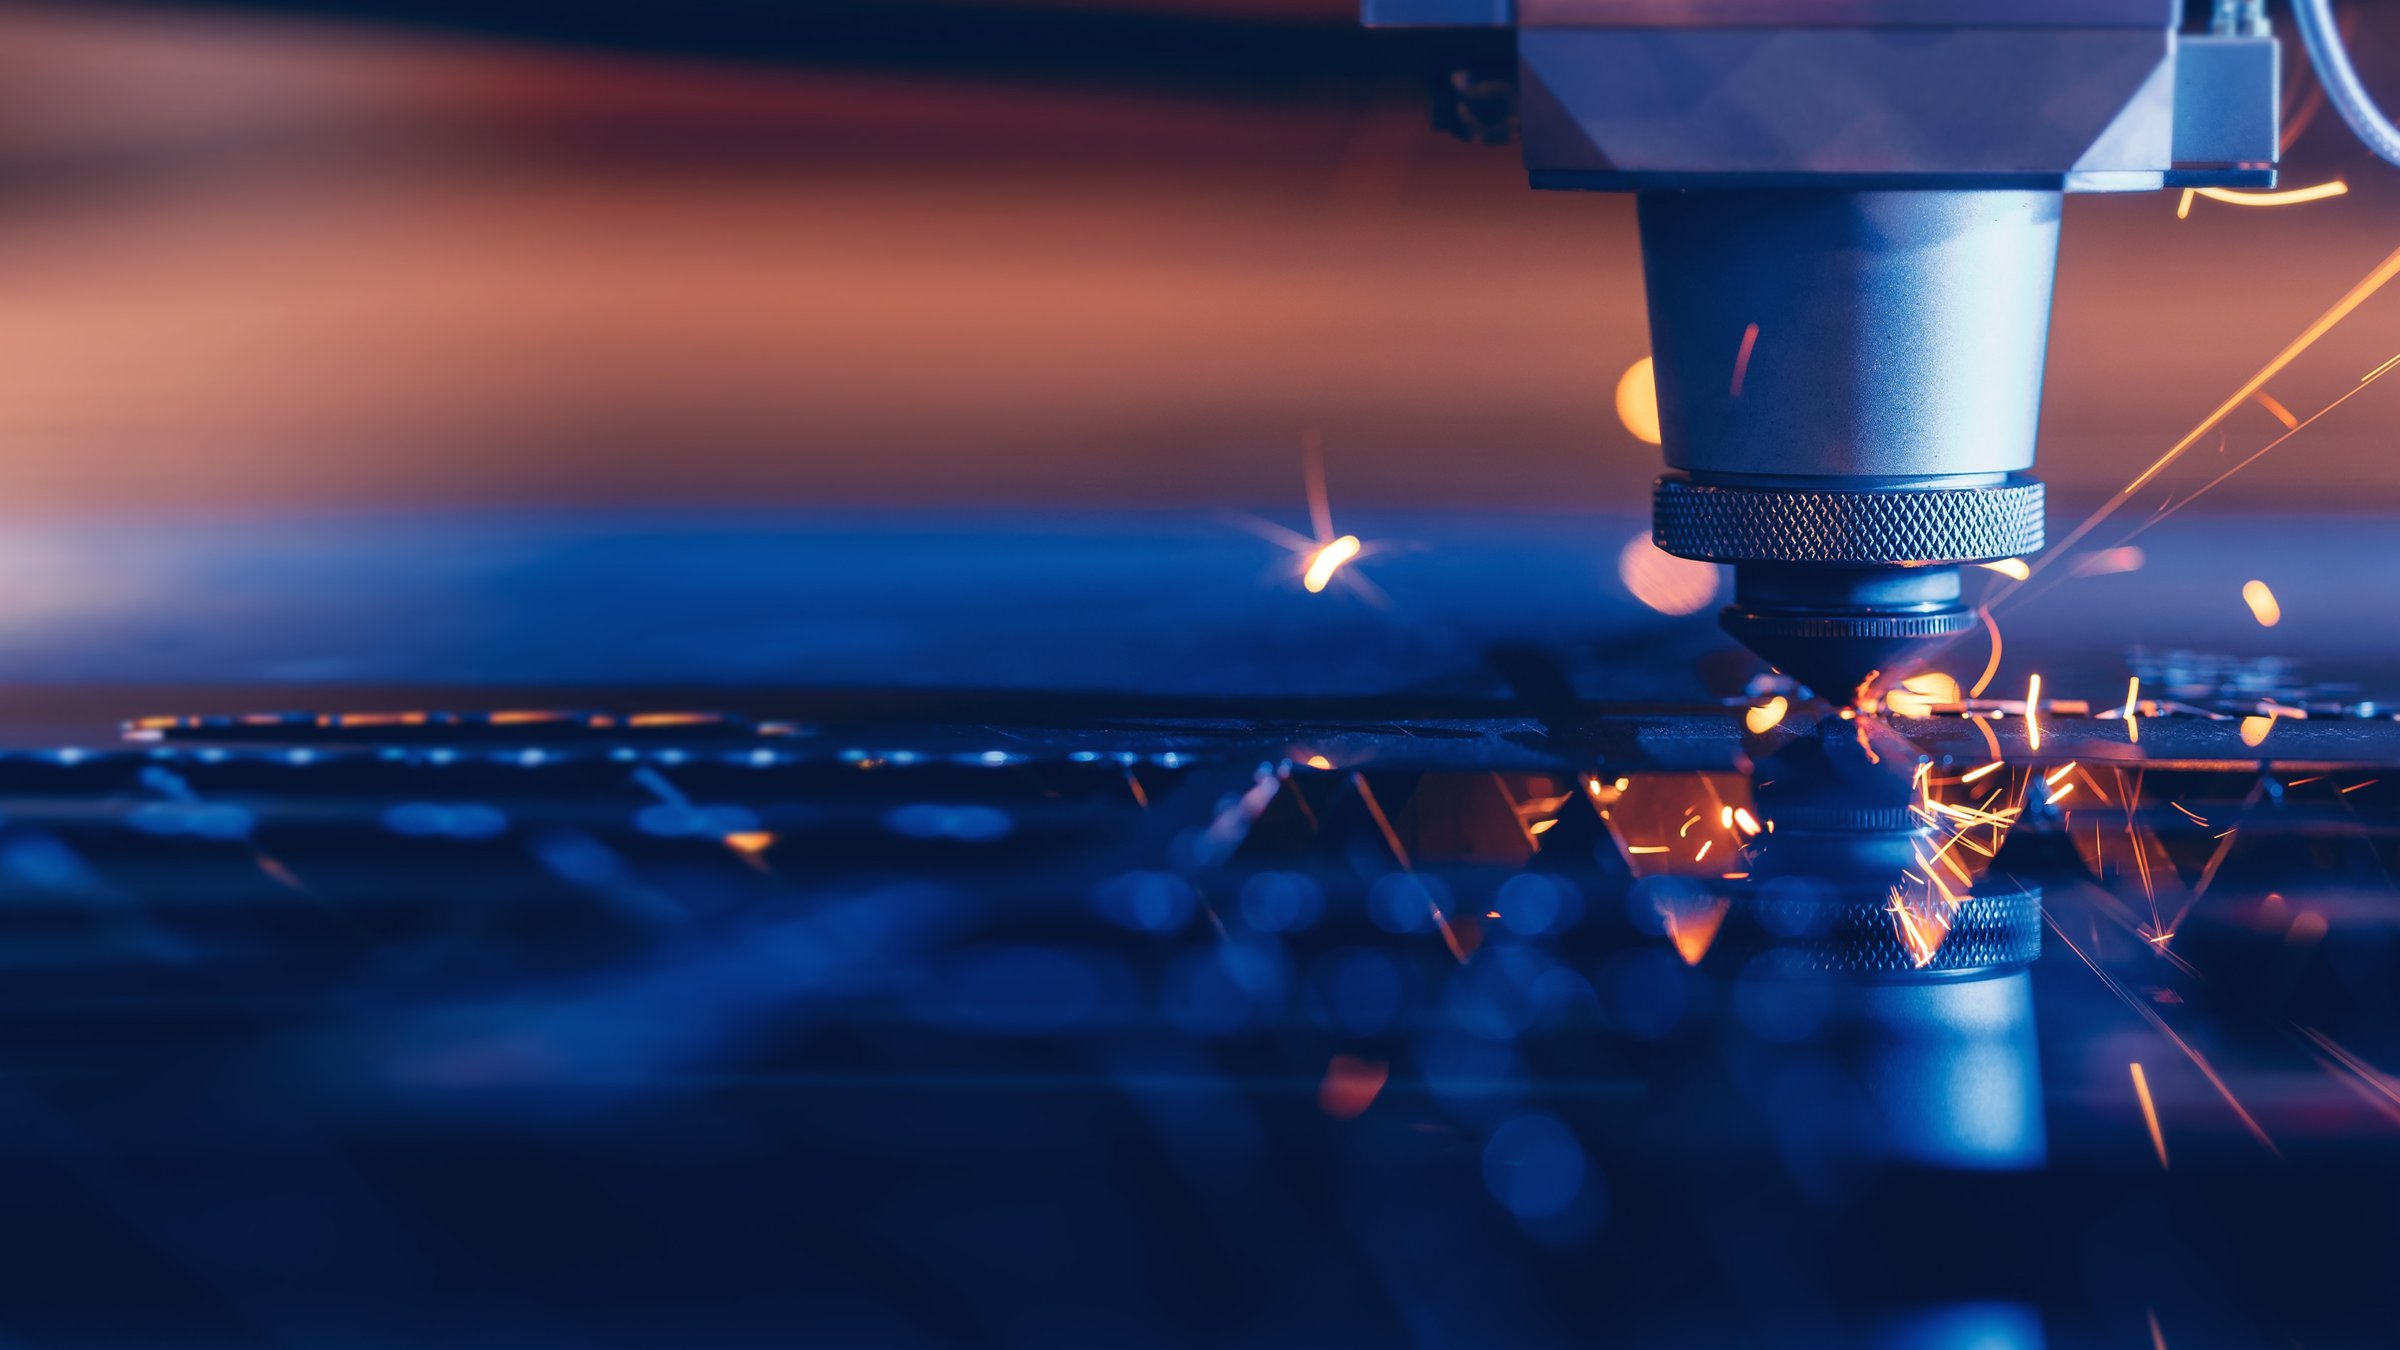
left=2197, top=180, right=2349, bottom=208
left=1969, top=609, right=2005, bottom=699
left=1977, top=558, right=2031, bottom=581
left=1926, top=838, right=1974, bottom=887
left=2298, top=1028, right=2400, bottom=1124
left=2131, top=1063, right=2168, bottom=1168
left=2175, top=188, right=2195, bottom=219
left=2251, top=390, right=2301, bottom=431
left=2169, top=802, right=2209, bottom=826
left=1626, top=845, right=1670, bottom=855
left=2240, top=715, right=2273, bottom=748
left=2241, top=579, right=2281, bottom=627
left=1351, top=774, right=1410, bottom=870
left=723, top=831, right=776, bottom=856
left=1428, top=895, right=1479, bottom=963
left=1886, top=888, right=1951, bottom=968
left=1961, top=761, right=2004, bottom=784
left=1318, top=1055, right=1389, bottom=1120
left=2048, top=916, right=2280, bottom=1156
left=1729, top=323, right=1760, bottom=397
left=2137, top=362, right=2400, bottom=532
left=2342, top=778, right=2380, bottom=793
left=2123, top=676, right=2141, bottom=743
left=1304, top=535, right=1362, bottom=593
left=2031, top=238, right=2400, bottom=578
left=2025, top=673, right=2042, bottom=751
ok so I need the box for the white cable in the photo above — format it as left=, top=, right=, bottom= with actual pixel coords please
left=2291, top=0, right=2400, bottom=166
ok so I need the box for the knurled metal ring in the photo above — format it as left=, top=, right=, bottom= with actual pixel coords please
left=1653, top=477, right=2045, bottom=565
left=1720, top=608, right=1981, bottom=641
left=1731, top=881, right=2044, bottom=975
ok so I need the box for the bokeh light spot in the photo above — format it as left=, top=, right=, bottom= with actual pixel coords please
left=2242, top=578, right=2281, bottom=627
left=1618, top=534, right=1718, bottom=616
left=1615, top=355, right=1662, bottom=445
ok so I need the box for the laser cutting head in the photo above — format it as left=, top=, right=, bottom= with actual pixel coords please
left=1365, top=0, right=2282, bottom=700
left=1642, top=187, right=2057, bottom=699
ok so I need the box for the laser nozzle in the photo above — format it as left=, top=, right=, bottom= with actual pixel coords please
left=1638, top=191, right=2055, bottom=699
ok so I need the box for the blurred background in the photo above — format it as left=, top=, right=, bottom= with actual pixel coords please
left=0, top=0, right=2393, bottom=524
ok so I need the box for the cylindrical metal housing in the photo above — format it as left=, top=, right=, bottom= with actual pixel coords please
left=1638, top=190, right=2061, bottom=696
left=1638, top=189, right=2062, bottom=485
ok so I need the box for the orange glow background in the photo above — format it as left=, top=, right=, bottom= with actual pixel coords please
left=0, top=0, right=2394, bottom=517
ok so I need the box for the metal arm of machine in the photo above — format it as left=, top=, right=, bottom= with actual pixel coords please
left=1363, top=0, right=2281, bottom=700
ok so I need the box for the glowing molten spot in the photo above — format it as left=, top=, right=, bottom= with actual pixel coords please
left=1303, top=535, right=1361, bottom=593
left=1318, top=1055, right=1389, bottom=1120
left=723, top=831, right=776, bottom=855
left=1618, top=534, right=1718, bottom=616
left=1882, top=671, right=1961, bottom=717
left=2242, top=579, right=2281, bottom=627
left=2240, top=715, right=2274, bottom=748
left=1658, top=893, right=1730, bottom=966
left=1744, top=696, right=1788, bottom=735
left=1977, top=558, right=2031, bottom=581
left=1615, top=355, right=1662, bottom=446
